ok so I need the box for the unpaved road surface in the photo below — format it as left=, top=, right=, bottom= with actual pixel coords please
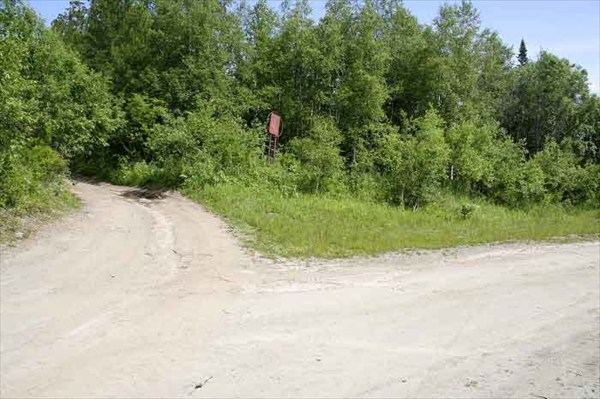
left=1, top=182, right=599, bottom=398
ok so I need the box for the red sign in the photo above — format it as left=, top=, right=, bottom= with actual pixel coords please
left=268, top=112, right=281, bottom=137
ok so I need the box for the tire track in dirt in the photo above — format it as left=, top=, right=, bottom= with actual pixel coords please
left=1, top=181, right=598, bottom=398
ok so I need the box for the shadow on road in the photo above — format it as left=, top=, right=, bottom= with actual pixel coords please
left=120, top=188, right=168, bottom=200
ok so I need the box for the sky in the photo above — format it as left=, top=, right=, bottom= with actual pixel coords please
left=27, top=0, right=600, bottom=93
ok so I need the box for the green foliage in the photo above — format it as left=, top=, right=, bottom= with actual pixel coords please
left=2, top=0, right=600, bottom=249
left=502, top=52, right=595, bottom=156
left=459, top=203, right=479, bottom=219
left=145, top=104, right=265, bottom=190
left=575, top=95, right=600, bottom=162
left=376, top=109, right=449, bottom=207
left=110, top=161, right=180, bottom=188
left=411, top=109, right=451, bottom=203
left=194, top=183, right=599, bottom=258
left=446, top=120, right=496, bottom=193
left=446, top=120, right=550, bottom=207
left=485, top=137, right=545, bottom=207
left=518, top=39, right=528, bottom=66
left=572, top=164, right=600, bottom=207
left=0, top=144, right=71, bottom=211
left=119, top=94, right=168, bottom=160
left=288, top=116, right=345, bottom=193
left=45, top=0, right=600, bottom=212
left=432, top=1, right=512, bottom=123
left=532, top=140, right=600, bottom=206
left=1, top=0, right=120, bottom=218
left=28, top=30, right=124, bottom=160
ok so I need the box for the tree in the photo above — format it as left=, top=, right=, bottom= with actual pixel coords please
left=51, top=0, right=88, bottom=52
left=315, top=0, right=351, bottom=124
left=1, top=0, right=122, bottom=160
left=237, top=0, right=279, bottom=124
left=4, top=0, right=598, bottom=212
left=502, top=51, right=593, bottom=155
left=271, top=0, right=322, bottom=140
left=431, top=1, right=512, bottom=124
left=575, top=94, right=600, bottom=162
left=1, top=0, right=122, bottom=209
left=334, top=0, right=389, bottom=170
left=518, top=38, right=528, bottom=66
left=383, top=5, right=436, bottom=125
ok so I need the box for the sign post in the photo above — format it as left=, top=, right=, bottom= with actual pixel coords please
left=266, top=111, right=282, bottom=163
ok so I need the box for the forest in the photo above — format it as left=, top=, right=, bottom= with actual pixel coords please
left=1, top=0, right=599, bottom=254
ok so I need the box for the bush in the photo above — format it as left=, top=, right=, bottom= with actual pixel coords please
left=28, top=30, right=124, bottom=160
left=375, top=109, right=449, bottom=207
left=485, top=137, right=545, bottom=207
left=0, top=144, right=69, bottom=211
left=258, top=153, right=303, bottom=197
left=531, top=140, right=593, bottom=205
left=459, top=203, right=479, bottom=219
left=288, top=116, right=346, bottom=194
left=446, top=121, right=496, bottom=193
left=153, top=105, right=265, bottom=190
left=565, top=163, right=600, bottom=207
left=110, top=161, right=182, bottom=188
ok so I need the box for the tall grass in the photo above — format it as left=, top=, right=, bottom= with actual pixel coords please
left=0, top=146, right=80, bottom=244
left=0, top=181, right=79, bottom=244
left=187, top=183, right=600, bottom=258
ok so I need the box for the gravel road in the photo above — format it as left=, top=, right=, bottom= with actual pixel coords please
left=1, top=182, right=599, bottom=398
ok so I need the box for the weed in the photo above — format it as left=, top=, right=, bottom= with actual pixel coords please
left=187, top=183, right=600, bottom=258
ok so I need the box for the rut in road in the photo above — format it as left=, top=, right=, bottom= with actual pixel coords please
left=1, top=181, right=599, bottom=398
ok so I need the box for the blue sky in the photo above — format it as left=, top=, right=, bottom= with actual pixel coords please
left=28, top=0, right=600, bottom=93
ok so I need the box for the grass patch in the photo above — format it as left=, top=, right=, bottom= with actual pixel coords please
left=0, top=180, right=79, bottom=245
left=186, top=183, right=600, bottom=258
left=109, top=161, right=182, bottom=189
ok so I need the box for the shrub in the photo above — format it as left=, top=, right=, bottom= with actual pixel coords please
left=0, top=144, right=68, bottom=211
left=459, top=203, right=479, bottom=219
left=565, top=163, right=600, bottom=207
left=485, top=137, right=545, bottom=207
left=375, top=109, right=450, bottom=207
left=110, top=161, right=181, bottom=188
left=288, top=116, right=346, bottom=194
left=446, top=120, right=496, bottom=193
left=532, top=140, right=584, bottom=204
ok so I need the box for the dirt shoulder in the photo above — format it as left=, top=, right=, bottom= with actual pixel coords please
left=1, top=182, right=598, bottom=398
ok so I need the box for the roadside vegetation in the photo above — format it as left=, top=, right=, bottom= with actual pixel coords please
left=192, top=184, right=599, bottom=257
left=1, top=0, right=598, bottom=253
left=0, top=145, right=78, bottom=242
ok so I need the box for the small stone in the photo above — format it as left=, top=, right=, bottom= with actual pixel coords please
left=465, top=380, right=478, bottom=388
left=14, top=231, right=24, bottom=239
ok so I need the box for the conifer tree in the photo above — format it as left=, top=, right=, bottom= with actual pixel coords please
left=518, top=38, right=528, bottom=66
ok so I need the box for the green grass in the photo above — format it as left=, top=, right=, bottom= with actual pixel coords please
left=186, top=183, right=600, bottom=258
left=0, top=181, right=80, bottom=245
left=108, top=161, right=182, bottom=189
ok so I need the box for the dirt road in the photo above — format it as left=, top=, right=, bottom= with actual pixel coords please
left=1, top=182, right=599, bottom=398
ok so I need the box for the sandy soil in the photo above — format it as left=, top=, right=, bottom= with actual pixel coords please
left=1, top=182, right=599, bottom=398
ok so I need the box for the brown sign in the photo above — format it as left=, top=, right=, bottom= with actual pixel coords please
left=268, top=112, right=282, bottom=137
